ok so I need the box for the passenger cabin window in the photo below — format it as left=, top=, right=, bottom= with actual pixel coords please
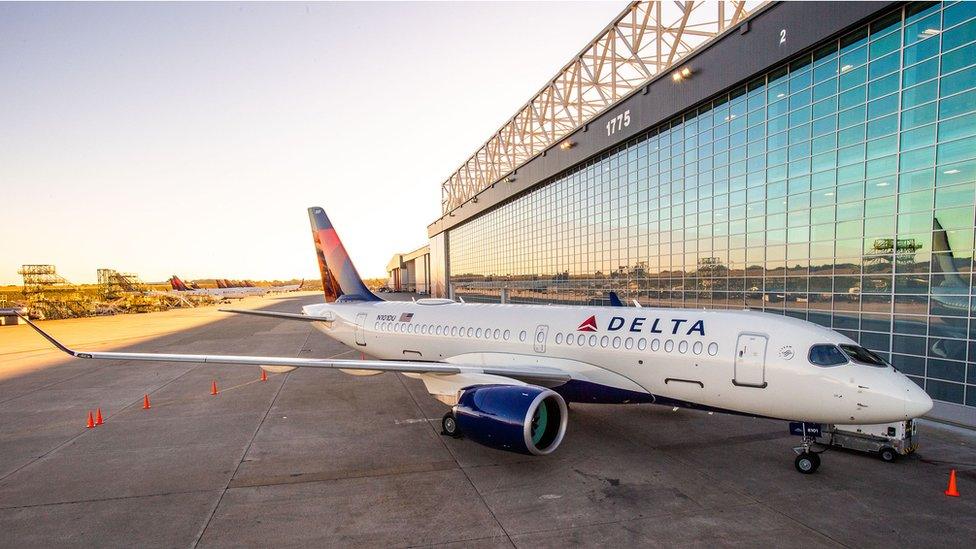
left=808, top=344, right=848, bottom=367
left=839, top=344, right=887, bottom=367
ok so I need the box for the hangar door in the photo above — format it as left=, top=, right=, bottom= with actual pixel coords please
left=733, top=333, right=767, bottom=388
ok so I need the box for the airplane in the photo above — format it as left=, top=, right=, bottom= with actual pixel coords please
left=267, top=279, right=304, bottom=293
left=218, top=278, right=304, bottom=295
left=20, top=206, right=933, bottom=474
left=168, top=275, right=249, bottom=300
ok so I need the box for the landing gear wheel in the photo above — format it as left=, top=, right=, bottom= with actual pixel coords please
left=794, top=452, right=820, bottom=474
left=441, top=412, right=461, bottom=438
left=879, top=446, right=898, bottom=463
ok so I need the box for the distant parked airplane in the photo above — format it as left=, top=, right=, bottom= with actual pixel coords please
left=168, top=276, right=248, bottom=300
left=23, top=207, right=932, bottom=474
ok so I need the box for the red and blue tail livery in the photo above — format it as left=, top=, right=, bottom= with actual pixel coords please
left=308, top=207, right=380, bottom=303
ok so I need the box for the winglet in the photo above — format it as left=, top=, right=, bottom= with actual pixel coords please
left=608, top=291, right=624, bottom=307
left=15, top=313, right=82, bottom=358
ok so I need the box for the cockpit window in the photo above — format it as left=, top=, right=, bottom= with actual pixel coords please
left=839, top=344, right=887, bottom=367
left=808, top=344, right=848, bottom=366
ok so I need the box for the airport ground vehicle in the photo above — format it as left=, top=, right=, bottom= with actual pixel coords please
left=820, top=421, right=918, bottom=462
left=790, top=420, right=918, bottom=464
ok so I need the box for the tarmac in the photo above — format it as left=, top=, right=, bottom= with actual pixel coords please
left=1, top=291, right=974, bottom=548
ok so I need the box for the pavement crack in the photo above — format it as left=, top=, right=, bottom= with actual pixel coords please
left=0, top=488, right=217, bottom=511
left=394, top=373, right=517, bottom=547
left=189, top=327, right=311, bottom=548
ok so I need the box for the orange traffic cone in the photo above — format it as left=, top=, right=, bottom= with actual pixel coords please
left=945, top=469, right=960, bottom=497
left=210, top=380, right=219, bottom=395
left=143, top=394, right=151, bottom=409
left=260, top=370, right=268, bottom=382
left=95, top=408, right=103, bottom=426
left=86, top=411, right=95, bottom=429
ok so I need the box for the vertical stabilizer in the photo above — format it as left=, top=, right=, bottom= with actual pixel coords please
left=308, top=207, right=380, bottom=303
left=932, top=218, right=968, bottom=288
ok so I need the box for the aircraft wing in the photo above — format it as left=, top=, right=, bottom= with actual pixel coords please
left=18, top=314, right=572, bottom=382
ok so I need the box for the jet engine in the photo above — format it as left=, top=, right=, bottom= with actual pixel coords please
left=454, top=384, right=568, bottom=455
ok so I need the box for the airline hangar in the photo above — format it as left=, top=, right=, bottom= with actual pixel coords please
left=425, top=1, right=976, bottom=427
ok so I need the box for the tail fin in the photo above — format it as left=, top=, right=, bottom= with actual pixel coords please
left=932, top=218, right=968, bottom=288
left=308, top=206, right=380, bottom=303
left=216, top=279, right=226, bottom=289
left=171, top=276, right=188, bottom=291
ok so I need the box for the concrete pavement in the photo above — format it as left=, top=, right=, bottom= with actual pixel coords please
left=0, top=292, right=974, bottom=547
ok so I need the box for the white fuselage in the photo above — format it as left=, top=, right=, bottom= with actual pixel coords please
left=303, top=299, right=932, bottom=425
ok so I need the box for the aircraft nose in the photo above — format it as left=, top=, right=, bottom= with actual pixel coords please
left=904, top=385, right=933, bottom=419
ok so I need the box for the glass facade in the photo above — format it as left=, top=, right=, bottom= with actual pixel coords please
left=448, top=2, right=976, bottom=408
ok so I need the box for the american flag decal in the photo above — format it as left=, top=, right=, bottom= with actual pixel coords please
left=399, top=313, right=414, bottom=322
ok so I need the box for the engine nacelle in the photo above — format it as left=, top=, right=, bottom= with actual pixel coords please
left=454, top=384, right=568, bottom=455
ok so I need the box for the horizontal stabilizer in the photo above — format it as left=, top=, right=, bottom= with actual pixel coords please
left=219, top=308, right=333, bottom=322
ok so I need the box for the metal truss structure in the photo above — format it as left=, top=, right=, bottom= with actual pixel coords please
left=440, top=0, right=764, bottom=214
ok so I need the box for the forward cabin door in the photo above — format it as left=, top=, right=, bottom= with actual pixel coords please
left=533, top=325, right=549, bottom=353
left=733, top=333, right=767, bottom=388
left=355, top=313, right=367, bottom=346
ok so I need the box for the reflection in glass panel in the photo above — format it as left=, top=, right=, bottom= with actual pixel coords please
left=447, top=3, right=975, bottom=408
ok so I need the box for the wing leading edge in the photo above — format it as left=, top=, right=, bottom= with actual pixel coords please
left=17, top=314, right=571, bottom=382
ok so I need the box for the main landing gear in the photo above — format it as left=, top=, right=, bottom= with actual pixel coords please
left=793, top=435, right=825, bottom=474
left=441, top=412, right=462, bottom=438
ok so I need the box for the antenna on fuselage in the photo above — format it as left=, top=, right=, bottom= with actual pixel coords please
left=632, top=299, right=642, bottom=308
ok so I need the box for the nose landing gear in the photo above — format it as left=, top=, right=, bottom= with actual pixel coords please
left=793, top=435, right=825, bottom=474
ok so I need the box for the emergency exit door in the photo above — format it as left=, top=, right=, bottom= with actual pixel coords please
left=733, top=333, right=767, bottom=388
left=355, top=313, right=367, bottom=346
left=533, top=325, right=549, bottom=353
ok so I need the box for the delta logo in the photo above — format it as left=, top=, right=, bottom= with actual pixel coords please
left=577, top=315, right=598, bottom=332
left=576, top=315, right=706, bottom=336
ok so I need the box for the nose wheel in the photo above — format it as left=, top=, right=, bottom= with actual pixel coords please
left=794, top=452, right=820, bottom=473
left=793, top=435, right=824, bottom=474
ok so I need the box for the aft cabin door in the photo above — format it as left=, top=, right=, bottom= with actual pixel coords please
left=533, top=325, right=549, bottom=353
left=355, top=313, right=367, bottom=346
left=733, top=333, right=767, bottom=388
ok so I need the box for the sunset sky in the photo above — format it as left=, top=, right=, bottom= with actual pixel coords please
left=0, top=1, right=625, bottom=284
